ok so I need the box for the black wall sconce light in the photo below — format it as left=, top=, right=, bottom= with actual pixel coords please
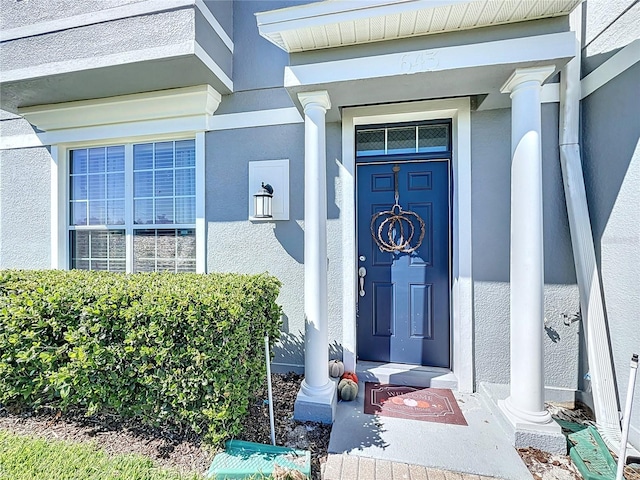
left=253, top=182, right=274, bottom=219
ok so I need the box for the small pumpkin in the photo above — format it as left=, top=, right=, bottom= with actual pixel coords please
left=338, top=378, right=358, bottom=401
left=328, top=359, right=344, bottom=378
left=340, top=371, right=358, bottom=384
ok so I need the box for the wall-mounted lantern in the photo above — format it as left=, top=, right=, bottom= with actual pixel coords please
left=253, top=183, right=274, bottom=219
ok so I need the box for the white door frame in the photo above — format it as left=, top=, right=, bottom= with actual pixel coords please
left=340, top=97, right=473, bottom=392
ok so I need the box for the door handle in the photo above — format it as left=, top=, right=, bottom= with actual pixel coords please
left=358, top=267, right=367, bottom=297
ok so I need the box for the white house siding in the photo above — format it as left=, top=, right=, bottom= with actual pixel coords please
left=581, top=61, right=640, bottom=449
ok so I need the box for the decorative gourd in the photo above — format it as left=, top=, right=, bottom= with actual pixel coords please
left=328, top=359, right=344, bottom=378
left=338, top=378, right=358, bottom=401
left=340, top=371, right=358, bottom=384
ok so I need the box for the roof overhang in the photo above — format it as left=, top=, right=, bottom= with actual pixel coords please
left=256, top=0, right=582, bottom=53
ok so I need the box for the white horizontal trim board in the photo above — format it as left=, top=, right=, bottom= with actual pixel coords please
left=581, top=38, right=640, bottom=98
left=284, top=31, right=576, bottom=87
left=1, top=0, right=233, bottom=53
left=193, top=43, right=233, bottom=92
left=208, top=108, right=303, bottom=131
left=0, top=107, right=305, bottom=150
left=20, top=85, right=221, bottom=132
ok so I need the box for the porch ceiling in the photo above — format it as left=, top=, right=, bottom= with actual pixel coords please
left=256, top=0, right=582, bottom=53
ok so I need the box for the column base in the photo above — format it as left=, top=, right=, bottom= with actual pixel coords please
left=498, top=398, right=566, bottom=455
left=294, top=379, right=337, bottom=424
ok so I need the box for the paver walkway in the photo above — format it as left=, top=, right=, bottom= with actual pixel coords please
left=322, top=454, right=502, bottom=480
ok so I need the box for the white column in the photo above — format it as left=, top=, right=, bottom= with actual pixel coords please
left=298, top=91, right=334, bottom=401
left=500, top=66, right=556, bottom=425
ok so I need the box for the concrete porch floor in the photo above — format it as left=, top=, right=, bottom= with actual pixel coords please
left=325, top=381, right=532, bottom=480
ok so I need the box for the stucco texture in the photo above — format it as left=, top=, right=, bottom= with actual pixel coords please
left=471, top=107, right=580, bottom=391
left=582, top=61, right=640, bottom=448
left=3, top=9, right=195, bottom=72
left=0, top=147, right=51, bottom=269
left=204, top=122, right=343, bottom=371
left=0, top=0, right=146, bottom=30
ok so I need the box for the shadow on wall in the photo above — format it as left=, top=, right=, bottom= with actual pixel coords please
left=272, top=329, right=344, bottom=373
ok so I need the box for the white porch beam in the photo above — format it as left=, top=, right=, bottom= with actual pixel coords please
left=294, top=90, right=337, bottom=424
left=498, top=65, right=566, bottom=454
left=284, top=31, right=575, bottom=88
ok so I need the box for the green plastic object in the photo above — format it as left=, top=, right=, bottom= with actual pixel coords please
left=568, top=425, right=624, bottom=480
left=207, top=440, right=311, bottom=479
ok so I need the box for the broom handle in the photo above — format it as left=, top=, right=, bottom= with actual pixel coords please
left=616, top=353, right=638, bottom=480
left=265, top=335, right=276, bottom=446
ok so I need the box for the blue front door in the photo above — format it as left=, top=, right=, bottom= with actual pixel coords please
left=357, top=160, right=451, bottom=367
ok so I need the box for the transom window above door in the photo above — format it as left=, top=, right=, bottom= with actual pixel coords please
left=68, top=139, right=197, bottom=273
left=356, top=121, right=451, bottom=159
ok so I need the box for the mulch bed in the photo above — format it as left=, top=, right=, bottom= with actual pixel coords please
left=0, top=372, right=330, bottom=480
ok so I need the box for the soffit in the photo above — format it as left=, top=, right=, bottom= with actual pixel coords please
left=256, top=0, right=582, bottom=53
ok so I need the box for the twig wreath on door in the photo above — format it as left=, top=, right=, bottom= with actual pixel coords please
left=370, top=165, right=426, bottom=254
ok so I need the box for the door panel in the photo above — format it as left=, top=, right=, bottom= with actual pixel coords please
left=357, top=160, right=450, bottom=367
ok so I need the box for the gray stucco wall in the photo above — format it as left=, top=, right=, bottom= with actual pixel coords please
left=581, top=62, right=640, bottom=448
left=202, top=0, right=233, bottom=40
left=3, top=9, right=195, bottom=72
left=582, top=0, right=640, bottom=75
left=0, top=148, right=51, bottom=269
left=233, top=1, right=309, bottom=92
left=0, top=0, right=146, bottom=30
left=204, top=122, right=342, bottom=370
left=471, top=105, right=580, bottom=393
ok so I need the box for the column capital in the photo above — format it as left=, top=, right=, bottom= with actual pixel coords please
left=298, top=91, right=331, bottom=112
left=500, top=65, right=556, bottom=94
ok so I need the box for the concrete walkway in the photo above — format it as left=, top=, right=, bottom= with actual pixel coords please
left=325, top=379, right=532, bottom=480
left=322, top=454, right=502, bottom=480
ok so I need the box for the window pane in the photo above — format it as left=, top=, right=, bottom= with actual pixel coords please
left=88, top=148, right=106, bottom=173
left=70, top=150, right=87, bottom=174
left=176, top=229, right=196, bottom=259
left=70, top=176, right=87, bottom=201
left=70, top=201, right=88, bottom=226
left=154, top=170, right=173, bottom=197
left=156, top=230, right=176, bottom=259
left=88, top=201, right=106, bottom=225
left=175, top=169, right=195, bottom=196
left=154, top=142, right=174, bottom=169
left=418, top=125, right=449, bottom=153
left=387, top=127, right=416, bottom=155
left=107, top=146, right=125, bottom=172
left=133, top=229, right=156, bottom=260
left=70, top=230, right=125, bottom=271
left=71, top=230, right=89, bottom=259
left=356, top=129, right=385, bottom=157
left=175, top=197, right=195, bottom=224
left=107, top=200, right=125, bottom=225
left=134, top=143, right=153, bottom=170
left=134, top=171, right=153, bottom=198
left=155, top=198, right=173, bottom=224
left=88, top=174, right=105, bottom=200
left=133, top=229, right=195, bottom=273
left=134, top=199, right=153, bottom=225
left=107, top=173, right=125, bottom=199
left=175, top=140, right=195, bottom=167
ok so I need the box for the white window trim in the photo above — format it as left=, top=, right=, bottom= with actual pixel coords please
left=341, top=97, right=473, bottom=393
left=43, top=87, right=217, bottom=274
left=51, top=133, right=206, bottom=274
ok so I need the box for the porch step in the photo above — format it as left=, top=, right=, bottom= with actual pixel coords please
left=355, top=361, right=458, bottom=389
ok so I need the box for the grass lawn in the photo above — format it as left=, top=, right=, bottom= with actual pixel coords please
left=0, top=430, right=203, bottom=480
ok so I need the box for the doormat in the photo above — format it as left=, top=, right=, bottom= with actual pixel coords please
left=364, top=383, right=467, bottom=426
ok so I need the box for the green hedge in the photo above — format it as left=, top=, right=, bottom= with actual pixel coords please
left=0, top=270, right=282, bottom=445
